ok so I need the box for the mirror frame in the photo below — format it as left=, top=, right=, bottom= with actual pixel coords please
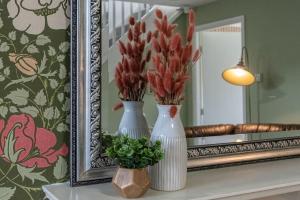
left=70, top=0, right=300, bottom=186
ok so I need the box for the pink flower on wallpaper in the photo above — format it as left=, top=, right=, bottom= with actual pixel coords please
left=0, top=114, right=68, bottom=168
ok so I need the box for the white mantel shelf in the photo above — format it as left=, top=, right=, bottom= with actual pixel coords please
left=43, top=158, right=300, bottom=200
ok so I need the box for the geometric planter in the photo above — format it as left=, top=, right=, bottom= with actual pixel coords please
left=112, top=167, right=150, bottom=198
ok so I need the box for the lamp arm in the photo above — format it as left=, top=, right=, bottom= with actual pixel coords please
left=241, top=46, right=249, bottom=66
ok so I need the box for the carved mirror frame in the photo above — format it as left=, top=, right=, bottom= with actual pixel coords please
left=70, top=0, right=300, bottom=186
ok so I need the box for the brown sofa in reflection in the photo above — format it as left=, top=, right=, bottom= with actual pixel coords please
left=185, top=123, right=300, bottom=138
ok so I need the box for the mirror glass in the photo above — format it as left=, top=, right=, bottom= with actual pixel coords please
left=101, top=0, right=300, bottom=145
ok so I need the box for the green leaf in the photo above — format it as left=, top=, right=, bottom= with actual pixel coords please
left=3, top=67, right=10, bottom=76
left=53, top=156, right=68, bottom=179
left=48, top=46, right=56, bottom=56
left=3, top=125, right=24, bottom=163
left=44, top=107, right=54, bottom=120
left=59, top=42, right=70, bottom=53
left=57, top=55, right=65, bottom=63
left=0, top=58, right=3, bottom=69
left=17, top=165, right=48, bottom=184
left=34, top=89, right=47, bottom=106
left=0, top=187, right=16, bottom=200
left=0, top=74, right=5, bottom=82
left=20, top=34, right=29, bottom=45
left=0, top=105, right=8, bottom=118
left=56, top=123, right=68, bottom=132
left=40, top=71, right=56, bottom=78
left=57, top=93, right=64, bottom=102
left=64, top=83, right=70, bottom=93
left=5, top=88, right=29, bottom=106
left=62, top=98, right=70, bottom=112
left=53, top=107, right=60, bottom=119
left=5, top=75, right=36, bottom=89
left=36, top=35, right=51, bottom=46
left=49, top=79, right=58, bottom=89
left=0, top=42, right=9, bottom=52
left=8, top=31, right=16, bottom=41
left=0, top=98, right=3, bottom=104
left=9, top=106, right=18, bottom=113
left=27, top=44, right=39, bottom=53
left=0, top=16, right=3, bottom=29
left=65, top=114, right=70, bottom=124
left=19, top=106, right=39, bottom=118
left=59, top=64, right=66, bottom=79
left=38, top=52, right=47, bottom=74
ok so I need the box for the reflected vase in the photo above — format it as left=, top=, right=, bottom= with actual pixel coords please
left=149, top=104, right=187, bottom=191
left=118, top=101, right=149, bottom=139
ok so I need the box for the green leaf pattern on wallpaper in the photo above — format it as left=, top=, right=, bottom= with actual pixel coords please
left=0, top=0, right=70, bottom=199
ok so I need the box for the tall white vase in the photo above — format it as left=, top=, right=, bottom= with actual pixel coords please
left=118, top=101, right=149, bottom=139
left=150, top=104, right=187, bottom=191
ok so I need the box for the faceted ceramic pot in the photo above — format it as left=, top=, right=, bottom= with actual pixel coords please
left=118, top=101, right=149, bottom=139
left=149, top=105, right=187, bottom=191
left=112, top=167, right=150, bottom=198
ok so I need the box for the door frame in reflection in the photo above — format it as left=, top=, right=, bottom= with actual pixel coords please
left=192, top=16, right=247, bottom=125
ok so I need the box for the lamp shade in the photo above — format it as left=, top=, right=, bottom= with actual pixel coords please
left=222, top=47, right=255, bottom=86
left=222, top=64, right=255, bottom=86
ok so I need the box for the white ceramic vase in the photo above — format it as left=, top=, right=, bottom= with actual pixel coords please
left=118, top=101, right=149, bottom=139
left=150, top=104, right=187, bottom=191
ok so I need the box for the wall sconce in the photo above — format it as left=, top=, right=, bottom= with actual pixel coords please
left=222, top=47, right=255, bottom=86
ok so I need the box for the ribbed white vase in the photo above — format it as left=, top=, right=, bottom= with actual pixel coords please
left=118, top=101, right=149, bottom=139
left=150, top=104, right=187, bottom=191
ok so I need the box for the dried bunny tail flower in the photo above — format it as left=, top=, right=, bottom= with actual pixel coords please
left=166, top=24, right=177, bottom=38
left=192, top=49, right=201, bottom=63
left=159, top=34, right=168, bottom=52
left=129, top=59, right=139, bottom=73
left=152, top=55, right=161, bottom=70
left=129, top=16, right=135, bottom=25
left=141, top=21, right=146, bottom=33
left=181, top=44, right=192, bottom=65
left=152, top=37, right=161, bottom=53
left=169, top=105, right=178, bottom=118
left=139, top=40, right=145, bottom=52
left=154, top=19, right=162, bottom=31
left=155, top=8, right=163, bottom=19
left=127, top=42, right=133, bottom=56
left=128, top=28, right=133, bottom=41
left=147, top=31, right=152, bottom=43
left=170, top=33, right=181, bottom=51
left=118, top=41, right=127, bottom=55
left=163, top=68, right=173, bottom=93
left=158, top=63, right=165, bottom=77
left=146, top=50, right=151, bottom=62
left=161, top=15, right=168, bottom=34
left=169, top=56, right=179, bottom=73
left=155, top=76, right=166, bottom=97
left=140, top=60, right=146, bottom=72
left=123, top=58, right=130, bottom=72
left=188, top=9, right=196, bottom=25
left=113, top=102, right=124, bottom=111
left=116, top=62, right=123, bottom=73
left=134, top=21, right=141, bottom=35
left=174, top=81, right=185, bottom=97
left=187, top=24, right=195, bottom=42
left=153, top=30, right=159, bottom=38
left=147, top=71, right=157, bottom=89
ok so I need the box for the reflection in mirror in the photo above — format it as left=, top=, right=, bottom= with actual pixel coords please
left=101, top=0, right=300, bottom=148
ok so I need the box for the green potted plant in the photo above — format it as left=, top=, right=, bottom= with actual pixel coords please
left=106, top=135, right=163, bottom=198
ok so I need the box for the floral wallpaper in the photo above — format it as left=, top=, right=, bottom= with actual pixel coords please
left=0, top=0, right=70, bottom=199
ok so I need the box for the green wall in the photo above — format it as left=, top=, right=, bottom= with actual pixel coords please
left=189, top=0, right=300, bottom=123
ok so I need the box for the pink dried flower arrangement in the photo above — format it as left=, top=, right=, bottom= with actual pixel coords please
left=147, top=9, right=201, bottom=105
left=115, top=16, right=152, bottom=103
